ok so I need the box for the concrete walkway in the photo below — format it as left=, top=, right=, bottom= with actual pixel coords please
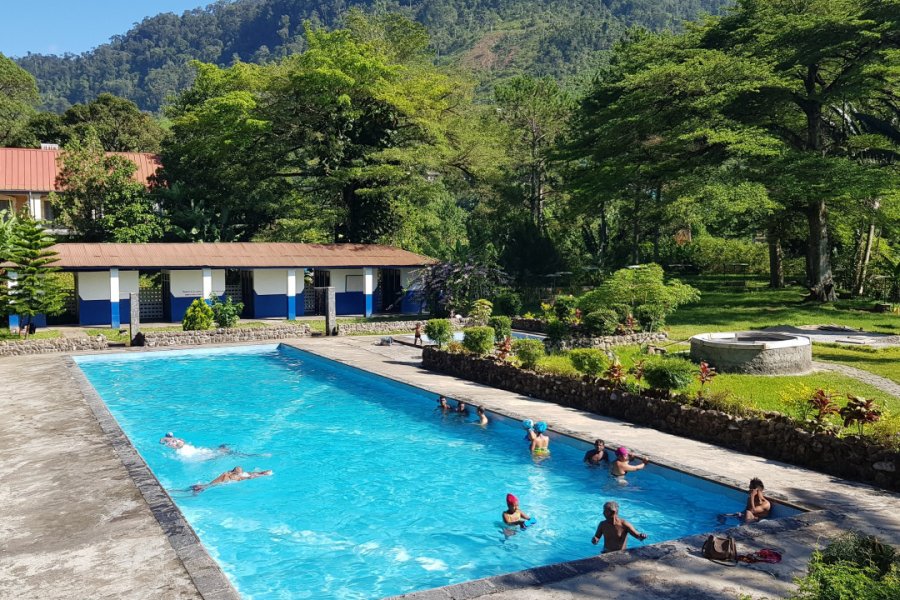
left=289, top=337, right=900, bottom=600
left=815, top=360, right=900, bottom=398
left=3, top=338, right=900, bottom=600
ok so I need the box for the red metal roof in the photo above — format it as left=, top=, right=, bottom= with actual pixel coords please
left=0, top=148, right=160, bottom=193
left=47, top=243, right=436, bottom=269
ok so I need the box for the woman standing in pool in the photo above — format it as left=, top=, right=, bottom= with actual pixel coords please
left=530, top=421, right=550, bottom=456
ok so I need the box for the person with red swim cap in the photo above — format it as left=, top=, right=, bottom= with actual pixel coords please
left=502, top=493, right=532, bottom=529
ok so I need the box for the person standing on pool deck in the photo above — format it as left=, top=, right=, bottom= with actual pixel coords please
left=413, top=322, right=423, bottom=346
left=610, top=447, right=648, bottom=478
left=530, top=421, right=550, bottom=455
left=591, top=501, right=648, bottom=552
left=502, top=493, right=532, bottom=529
left=584, top=439, right=609, bottom=466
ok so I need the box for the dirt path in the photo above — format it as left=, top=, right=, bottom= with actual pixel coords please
left=814, top=361, right=900, bottom=398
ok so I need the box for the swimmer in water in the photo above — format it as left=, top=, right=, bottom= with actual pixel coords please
left=522, top=419, right=536, bottom=444
left=530, top=421, right=550, bottom=455
left=610, top=447, right=648, bottom=479
left=160, top=432, right=185, bottom=449
left=502, top=493, right=531, bottom=530
left=191, top=466, right=273, bottom=493
left=161, top=433, right=260, bottom=460
left=476, top=406, right=489, bottom=425
left=591, top=501, right=648, bottom=553
left=436, top=396, right=451, bottom=412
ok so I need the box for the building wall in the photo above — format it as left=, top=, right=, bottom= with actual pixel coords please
left=330, top=268, right=366, bottom=315
left=251, top=269, right=305, bottom=318
left=76, top=270, right=138, bottom=325
left=167, top=269, right=225, bottom=321
left=400, top=267, right=424, bottom=314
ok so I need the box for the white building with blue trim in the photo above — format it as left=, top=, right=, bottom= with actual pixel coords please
left=6, top=243, right=432, bottom=329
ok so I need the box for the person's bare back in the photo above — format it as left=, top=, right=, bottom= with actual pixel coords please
left=591, top=501, right=647, bottom=552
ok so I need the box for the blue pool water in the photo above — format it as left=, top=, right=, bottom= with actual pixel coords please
left=77, top=345, right=773, bottom=599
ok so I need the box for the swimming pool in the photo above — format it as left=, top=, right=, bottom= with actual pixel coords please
left=76, top=345, right=787, bottom=599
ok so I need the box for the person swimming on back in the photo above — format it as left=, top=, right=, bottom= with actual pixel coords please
left=530, top=421, right=550, bottom=455
left=191, top=466, right=273, bottom=493
left=161, top=433, right=256, bottom=460
left=160, top=432, right=185, bottom=449
left=610, top=447, right=648, bottom=478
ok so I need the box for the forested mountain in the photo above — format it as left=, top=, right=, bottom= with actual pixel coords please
left=15, top=0, right=730, bottom=112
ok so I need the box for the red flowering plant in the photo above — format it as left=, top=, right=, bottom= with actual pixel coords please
left=696, top=361, right=717, bottom=399
left=604, top=358, right=627, bottom=389
left=496, top=335, right=513, bottom=361
left=840, top=395, right=882, bottom=437
left=804, top=388, right=841, bottom=435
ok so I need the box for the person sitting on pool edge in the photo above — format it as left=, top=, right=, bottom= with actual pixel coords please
left=584, top=439, right=609, bottom=466
left=502, top=493, right=533, bottom=529
left=744, top=478, right=771, bottom=522
left=530, top=421, right=550, bottom=455
left=591, top=501, right=648, bottom=553
left=191, top=466, right=273, bottom=493
left=610, top=447, right=648, bottom=478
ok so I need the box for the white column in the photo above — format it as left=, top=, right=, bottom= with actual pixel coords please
left=109, top=268, right=121, bottom=328
left=6, top=271, right=18, bottom=332
left=363, top=267, right=374, bottom=317
left=202, top=267, right=212, bottom=300
left=287, top=269, right=297, bottom=320
left=28, top=192, right=42, bottom=220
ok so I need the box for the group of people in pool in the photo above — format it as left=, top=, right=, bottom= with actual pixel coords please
left=433, top=402, right=773, bottom=553
left=160, top=432, right=272, bottom=493
left=436, top=395, right=489, bottom=425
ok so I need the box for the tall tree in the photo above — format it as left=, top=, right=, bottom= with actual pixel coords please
left=0, top=53, right=39, bottom=146
left=52, top=135, right=166, bottom=242
left=62, top=93, right=166, bottom=152
left=0, top=217, right=65, bottom=337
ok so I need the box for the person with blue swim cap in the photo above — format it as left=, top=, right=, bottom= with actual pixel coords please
left=522, top=419, right=536, bottom=443
left=531, top=421, right=550, bottom=455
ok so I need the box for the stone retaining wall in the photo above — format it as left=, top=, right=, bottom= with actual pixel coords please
left=337, top=319, right=468, bottom=335
left=143, top=325, right=310, bottom=347
left=422, top=348, right=900, bottom=491
left=552, top=332, right=667, bottom=351
left=511, top=317, right=545, bottom=333
left=0, top=337, right=109, bottom=357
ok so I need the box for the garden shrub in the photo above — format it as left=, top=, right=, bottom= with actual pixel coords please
left=462, top=326, right=495, bottom=355
left=554, top=295, right=578, bottom=322
left=791, top=533, right=900, bottom=600
left=643, top=357, right=695, bottom=393
left=513, top=339, right=545, bottom=369
left=582, top=309, right=619, bottom=336
left=575, top=289, right=605, bottom=315
left=536, top=353, right=580, bottom=377
left=488, top=316, right=512, bottom=342
left=469, top=298, right=493, bottom=325
left=209, top=295, right=244, bottom=328
left=694, top=390, right=750, bottom=417
left=870, top=412, right=900, bottom=450
left=424, top=319, right=452, bottom=348
left=569, top=348, right=608, bottom=377
left=493, top=291, right=522, bottom=317
left=634, top=303, right=667, bottom=332
left=609, top=303, right=632, bottom=322
left=545, top=319, right=572, bottom=342
left=182, top=298, right=213, bottom=331
left=446, top=340, right=465, bottom=354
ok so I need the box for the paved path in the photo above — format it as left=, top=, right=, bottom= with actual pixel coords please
left=814, top=360, right=900, bottom=398
left=290, top=337, right=900, bottom=600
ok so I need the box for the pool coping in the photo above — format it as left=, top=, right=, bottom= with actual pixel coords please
left=67, top=339, right=819, bottom=600
left=64, top=357, right=241, bottom=600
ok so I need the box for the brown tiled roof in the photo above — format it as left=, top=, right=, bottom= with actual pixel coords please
left=0, top=148, right=160, bottom=193
left=48, top=243, right=436, bottom=269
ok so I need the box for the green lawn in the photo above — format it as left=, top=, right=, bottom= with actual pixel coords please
left=664, top=277, right=900, bottom=342
left=86, top=328, right=130, bottom=343
left=0, top=329, right=61, bottom=341
left=813, top=344, right=900, bottom=386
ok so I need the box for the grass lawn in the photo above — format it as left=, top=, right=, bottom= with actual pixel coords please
left=0, top=329, right=61, bottom=341
left=664, top=276, right=900, bottom=341
left=539, top=344, right=900, bottom=415
left=86, top=328, right=130, bottom=343
left=813, top=343, right=900, bottom=386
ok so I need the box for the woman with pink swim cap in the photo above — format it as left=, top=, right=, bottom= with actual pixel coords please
left=610, top=446, right=649, bottom=478
left=502, top=493, right=533, bottom=529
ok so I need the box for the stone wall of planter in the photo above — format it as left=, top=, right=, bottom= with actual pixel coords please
left=0, top=336, right=109, bottom=357
left=422, top=347, right=900, bottom=491
left=337, top=319, right=469, bottom=335
left=511, top=317, right=546, bottom=333
left=143, top=325, right=310, bottom=347
left=551, top=332, right=668, bottom=351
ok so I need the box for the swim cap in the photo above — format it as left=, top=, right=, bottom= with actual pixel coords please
left=506, top=493, right=518, bottom=505
left=522, top=419, right=534, bottom=430
left=166, top=432, right=174, bottom=438
left=616, top=446, right=629, bottom=457
left=535, top=421, right=547, bottom=433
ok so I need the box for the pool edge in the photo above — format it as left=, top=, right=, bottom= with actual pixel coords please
left=65, top=357, right=241, bottom=600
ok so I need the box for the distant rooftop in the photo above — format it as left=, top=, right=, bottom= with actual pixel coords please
left=0, top=147, right=160, bottom=193
left=47, top=243, right=436, bottom=270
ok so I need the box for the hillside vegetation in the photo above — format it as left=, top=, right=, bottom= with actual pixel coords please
left=15, top=0, right=730, bottom=112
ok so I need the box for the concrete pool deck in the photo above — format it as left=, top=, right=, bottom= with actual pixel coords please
left=2, top=337, right=899, bottom=599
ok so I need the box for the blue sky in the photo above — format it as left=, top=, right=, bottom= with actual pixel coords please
left=0, top=1, right=209, bottom=57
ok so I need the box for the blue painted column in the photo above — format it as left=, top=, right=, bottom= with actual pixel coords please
left=109, top=268, right=121, bottom=329
left=286, top=269, right=297, bottom=320
left=363, top=267, right=374, bottom=317
left=7, top=270, right=19, bottom=332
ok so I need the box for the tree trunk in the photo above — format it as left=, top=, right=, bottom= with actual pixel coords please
left=806, top=199, right=836, bottom=301
left=855, top=221, right=876, bottom=296
left=767, top=225, right=784, bottom=288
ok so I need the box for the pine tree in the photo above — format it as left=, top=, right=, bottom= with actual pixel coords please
left=0, top=218, right=65, bottom=338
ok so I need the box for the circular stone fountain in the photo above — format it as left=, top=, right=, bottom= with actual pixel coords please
left=689, top=332, right=812, bottom=375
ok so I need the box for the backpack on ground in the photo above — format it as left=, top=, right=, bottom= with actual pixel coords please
left=702, top=535, right=738, bottom=564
